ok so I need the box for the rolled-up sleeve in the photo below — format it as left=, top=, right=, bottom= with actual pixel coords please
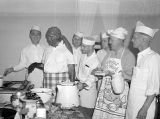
left=14, top=49, right=27, bottom=71
left=41, top=49, right=47, bottom=64
left=65, top=49, right=75, bottom=64
left=145, top=55, right=160, bottom=96
left=85, top=75, right=96, bottom=89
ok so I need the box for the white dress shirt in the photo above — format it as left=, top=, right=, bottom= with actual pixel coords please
left=14, top=44, right=44, bottom=71
left=42, top=41, right=75, bottom=73
left=136, top=47, right=160, bottom=96
left=73, top=47, right=82, bottom=65
left=97, top=49, right=107, bottom=63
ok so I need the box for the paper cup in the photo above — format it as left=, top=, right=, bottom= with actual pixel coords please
left=36, top=108, right=46, bottom=118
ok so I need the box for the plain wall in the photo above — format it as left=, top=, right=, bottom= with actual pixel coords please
left=0, top=14, right=160, bottom=81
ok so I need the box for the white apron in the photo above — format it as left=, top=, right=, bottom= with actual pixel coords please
left=126, top=66, right=156, bottom=119
left=79, top=83, right=97, bottom=108
left=27, top=69, right=43, bottom=88
left=93, top=48, right=129, bottom=119
left=78, top=54, right=97, bottom=108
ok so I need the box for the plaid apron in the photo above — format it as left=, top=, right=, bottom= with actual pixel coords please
left=43, top=72, right=69, bottom=102
left=43, top=72, right=69, bottom=90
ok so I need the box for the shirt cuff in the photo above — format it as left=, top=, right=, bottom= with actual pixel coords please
left=145, top=90, right=159, bottom=96
left=85, top=75, right=96, bottom=90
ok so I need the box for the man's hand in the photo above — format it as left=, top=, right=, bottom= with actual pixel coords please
left=3, top=67, right=14, bottom=76
left=77, top=82, right=88, bottom=91
left=137, top=107, right=148, bottom=119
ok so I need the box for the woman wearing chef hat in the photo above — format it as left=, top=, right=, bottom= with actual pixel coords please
left=126, top=21, right=160, bottom=119
left=3, top=26, right=45, bottom=88
left=93, top=27, right=135, bottom=119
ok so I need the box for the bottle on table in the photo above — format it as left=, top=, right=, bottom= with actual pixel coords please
left=36, top=99, right=46, bottom=119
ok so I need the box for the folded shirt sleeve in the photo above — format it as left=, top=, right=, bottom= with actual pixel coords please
left=85, top=75, right=96, bottom=89
left=41, top=49, right=47, bottom=64
left=13, top=49, right=27, bottom=71
left=145, top=55, right=160, bottom=96
left=66, top=49, right=75, bottom=64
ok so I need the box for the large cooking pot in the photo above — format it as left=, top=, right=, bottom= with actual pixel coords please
left=56, top=82, right=79, bottom=108
left=20, top=96, right=37, bottom=119
left=31, top=88, right=53, bottom=103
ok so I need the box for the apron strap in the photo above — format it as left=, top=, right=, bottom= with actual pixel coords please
left=120, top=47, right=125, bottom=60
left=106, top=52, right=112, bottom=69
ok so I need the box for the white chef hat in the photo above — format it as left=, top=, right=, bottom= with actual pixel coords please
left=101, top=32, right=109, bottom=39
left=74, top=32, right=84, bottom=38
left=82, top=36, right=95, bottom=46
left=31, top=25, right=41, bottom=32
left=135, top=21, right=159, bottom=38
left=108, top=27, right=128, bottom=40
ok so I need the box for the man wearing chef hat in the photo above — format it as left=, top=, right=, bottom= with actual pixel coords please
left=3, top=26, right=44, bottom=88
left=72, top=32, right=83, bottom=78
left=126, top=21, right=160, bottom=119
left=41, top=26, right=75, bottom=92
left=93, top=27, right=135, bottom=119
left=77, top=36, right=99, bottom=117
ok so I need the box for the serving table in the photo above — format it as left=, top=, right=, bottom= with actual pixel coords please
left=0, top=81, right=31, bottom=103
left=46, top=105, right=90, bottom=119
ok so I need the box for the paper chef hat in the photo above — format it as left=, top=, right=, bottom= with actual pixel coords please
left=108, top=27, right=128, bottom=40
left=135, top=21, right=159, bottom=38
left=31, top=25, right=41, bottom=32
left=82, top=36, right=95, bottom=46
left=75, top=32, right=84, bottom=38
left=101, top=32, right=109, bottom=39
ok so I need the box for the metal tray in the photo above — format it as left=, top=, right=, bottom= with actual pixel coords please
left=0, top=81, right=29, bottom=91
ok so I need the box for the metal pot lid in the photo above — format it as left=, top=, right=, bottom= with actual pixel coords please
left=19, top=95, right=37, bottom=103
left=60, top=82, right=74, bottom=86
left=31, top=88, right=52, bottom=93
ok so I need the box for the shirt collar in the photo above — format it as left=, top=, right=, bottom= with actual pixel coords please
left=138, top=47, right=152, bottom=56
left=50, top=41, right=64, bottom=49
left=73, top=46, right=81, bottom=51
left=86, top=51, right=96, bottom=59
left=31, top=44, right=40, bottom=48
